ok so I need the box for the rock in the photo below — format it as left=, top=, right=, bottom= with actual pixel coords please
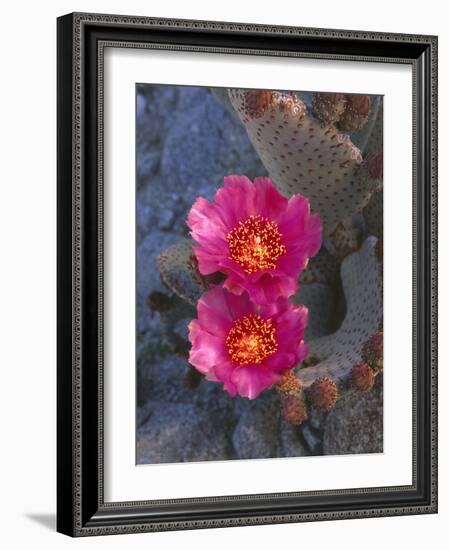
left=136, top=85, right=179, bottom=144
left=136, top=197, right=154, bottom=243
left=308, top=408, right=327, bottom=430
left=136, top=230, right=179, bottom=336
left=173, top=318, right=189, bottom=341
left=137, top=149, right=160, bottom=181
left=136, top=86, right=180, bottom=190
left=157, top=208, right=175, bottom=231
left=301, top=423, right=322, bottom=454
left=232, top=396, right=279, bottom=459
left=138, top=354, right=236, bottom=420
left=160, top=88, right=267, bottom=204
left=137, top=402, right=231, bottom=464
left=136, top=401, right=154, bottom=428
left=137, top=177, right=190, bottom=237
left=322, top=379, right=383, bottom=455
left=209, top=88, right=239, bottom=118
left=279, top=423, right=310, bottom=457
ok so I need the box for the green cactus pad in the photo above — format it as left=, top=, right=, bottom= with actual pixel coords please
left=228, top=89, right=378, bottom=235
left=296, top=237, right=382, bottom=387
left=157, top=239, right=203, bottom=306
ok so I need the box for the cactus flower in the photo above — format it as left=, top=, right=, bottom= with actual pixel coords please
left=187, top=175, right=322, bottom=305
left=188, top=285, right=309, bottom=399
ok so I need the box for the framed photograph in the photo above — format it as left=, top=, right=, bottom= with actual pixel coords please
left=57, top=12, right=438, bottom=536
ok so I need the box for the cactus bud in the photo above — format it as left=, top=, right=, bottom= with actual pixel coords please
left=308, top=377, right=338, bottom=411
left=281, top=393, right=308, bottom=425
left=276, top=370, right=302, bottom=394
left=362, top=331, right=383, bottom=372
left=312, top=92, right=347, bottom=125
left=366, top=151, right=383, bottom=180
left=338, top=95, right=372, bottom=131
left=330, top=222, right=361, bottom=259
left=350, top=362, right=375, bottom=392
left=244, top=90, right=274, bottom=119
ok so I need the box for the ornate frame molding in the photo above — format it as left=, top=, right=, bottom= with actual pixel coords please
left=57, top=12, right=437, bottom=537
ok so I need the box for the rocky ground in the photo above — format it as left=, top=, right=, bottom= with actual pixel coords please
left=136, top=84, right=383, bottom=464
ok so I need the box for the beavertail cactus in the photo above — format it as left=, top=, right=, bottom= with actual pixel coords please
left=337, top=95, right=372, bottom=132
left=276, top=370, right=303, bottom=394
left=312, top=92, right=347, bottom=125
left=157, top=239, right=217, bottom=306
left=228, top=89, right=379, bottom=235
left=313, top=92, right=372, bottom=132
left=362, top=330, right=383, bottom=372
left=349, top=362, right=376, bottom=392
left=308, top=377, right=339, bottom=411
left=281, top=392, right=309, bottom=425
left=295, top=236, right=382, bottom=388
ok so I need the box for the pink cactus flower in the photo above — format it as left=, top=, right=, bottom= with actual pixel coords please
left=188, top=285, right=309, bottom=399
left=187, top=176, right=322, bottom=305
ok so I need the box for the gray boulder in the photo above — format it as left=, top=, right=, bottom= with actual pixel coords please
left=279, top=422, right=310, bottom=458
left=137, top=402, right=231, bottom=464
left=232, top=396, right=280, bottom=459
left=323, top=380, right=383, bottom=455
left=160, top=88, right=267, bottom=204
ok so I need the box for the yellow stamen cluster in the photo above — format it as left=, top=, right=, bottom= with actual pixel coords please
left=226, top=314, right=278, bottom=366
left=227, top=215, right=286, bottom=274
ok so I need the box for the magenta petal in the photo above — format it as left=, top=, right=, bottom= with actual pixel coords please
left=275, top=248, right=309, bottom=277
left=210, top=361, right=239, bottom=397
left=230, top=367, right=281, bottom=400
left=278, top=194, right=310, bottom=236
left=247, top=273, right=297, bottom=306
left=187, top=197, right=228, bottom=246
left=188, top=286, right=310, bottom=399
left=253, top=177, right=288, bottom=220
left=263, top=352, right=297, bottom=372
left=193, top=248, right=225, bottom=275
left=196, top=286, right=234, bottom=335
left=224, top=289, right=255, bottom=320
left=217, top=175, right=256, bottom=223
left=275, top=303, right=309, bottom=336
left=295, top=340, right=310, bottom=364
left=188, top=324, right=228, bottom=374
left=186, top=175, right=322, bottom=305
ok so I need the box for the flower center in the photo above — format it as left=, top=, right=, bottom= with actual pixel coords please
left=226, top=314, right=278, bottom=366
left=227, top=215, right=286, bottom=274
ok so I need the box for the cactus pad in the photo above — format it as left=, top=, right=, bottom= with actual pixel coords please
left=228, top=89, right=378, bottom=234
left=296, top=237, right=382, bottom=387
left=157, top=239, right=203, bottom=306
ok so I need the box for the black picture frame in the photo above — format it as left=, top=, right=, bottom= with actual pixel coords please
left=57, top=12, right=438, bottom=537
